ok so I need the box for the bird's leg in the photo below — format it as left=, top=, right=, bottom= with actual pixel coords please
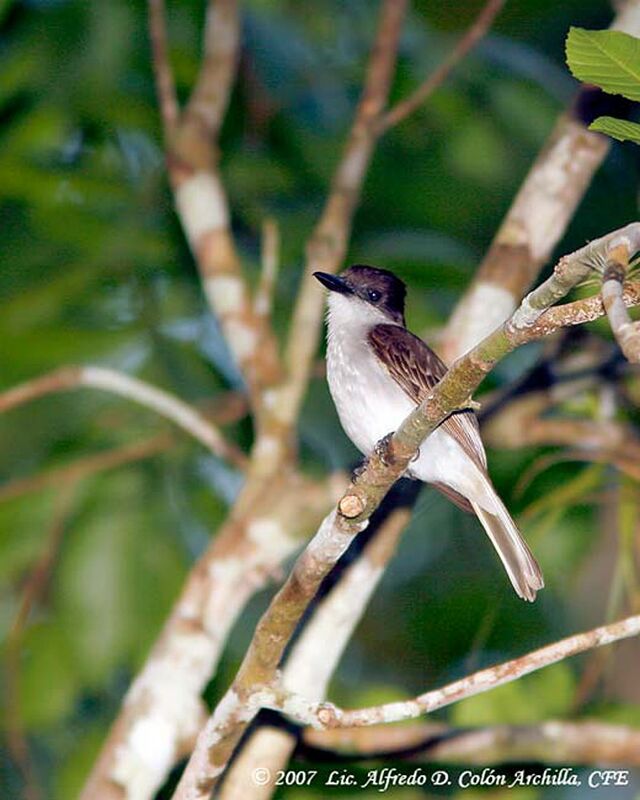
left=351, top=460, right=368, bottom=481
left=352, top=432, right=395, bottom=479
left=374, top=431, right=396, bottom=467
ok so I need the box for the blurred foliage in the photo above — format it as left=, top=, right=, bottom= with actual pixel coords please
left=1, top=1, right=640, bottom=798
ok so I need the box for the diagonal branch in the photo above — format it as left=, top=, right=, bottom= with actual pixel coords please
left=280, top=0, right=408, bottom=428
left=0, top=434, right=172, bottom=503
left=79, top=471, right=338, bottom=800
left=439, top=0, right=640, bottom=363
left=601, top=244, right=640, bottom=363
left=5, top=486, right=77, bottom=800
left=220, top=507, right=411, bottom=800
left=150, top=0, right=283, bottom=413
left=183, top=0, right=239, bottom=142
left=148, top=0, right=179, bottom=135
left=171, top=224, right=640, bottom=799
left=302, top=719, right=640, bottom=765
left=379, top=0, right=505, bottom=133
left=290, top=614, right=640, bottom=729
left=0, top=366, right=247, bottom=469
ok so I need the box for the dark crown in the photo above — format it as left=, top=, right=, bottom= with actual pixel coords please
left=342, top=264, right=406, bottom=324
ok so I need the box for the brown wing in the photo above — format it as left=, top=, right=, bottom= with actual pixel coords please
left=430, top=482, right=475, bottom=513
left=367, top=324, right=487, bottom=473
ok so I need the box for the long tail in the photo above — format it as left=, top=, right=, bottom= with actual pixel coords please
left=470, top=480, right=544, bottom=602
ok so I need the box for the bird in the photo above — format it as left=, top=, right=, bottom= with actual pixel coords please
left=314, top=264, right=544, bottom=602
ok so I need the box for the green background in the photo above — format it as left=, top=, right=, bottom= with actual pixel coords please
left=1, top=1, right=639, bottom=798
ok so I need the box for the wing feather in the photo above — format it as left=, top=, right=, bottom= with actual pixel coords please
left=368, top=325, right=543, bottom=600
left=367, top=324, right=486, bottom=472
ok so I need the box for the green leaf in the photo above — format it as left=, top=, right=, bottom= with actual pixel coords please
left=589, top=115, right=640, bottom=144
left=566, top=27, right=640, bottom=101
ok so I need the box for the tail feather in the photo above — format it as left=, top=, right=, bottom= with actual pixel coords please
left=470, top=491, right=544, bottom=603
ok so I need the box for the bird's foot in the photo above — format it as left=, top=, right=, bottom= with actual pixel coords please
left=374, top=432, right=396, bottom=467
left=351, top=460, right=368, bottom=481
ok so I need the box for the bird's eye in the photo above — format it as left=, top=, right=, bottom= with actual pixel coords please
left=367, top=289, right=381, bottom=302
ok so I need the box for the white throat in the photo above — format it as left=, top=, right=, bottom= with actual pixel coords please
left=325, top=292, right=393, bottom=337
left=323, top=291, right=488, bottom=506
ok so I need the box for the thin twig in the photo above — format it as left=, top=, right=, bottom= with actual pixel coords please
left=306, top=614, right=640, bottom=728
left=5, top=485, right=77, bottom=800
left=602, top=244, right=640, bottom=363
left=162, top=0, right=283, bottom=412
left=254, top=218, right=280, bottom=320
left=529, top=280, right=640, bottom=336
left=280, top=0, right=408, bottom=429
left=439, top=2, right=640, bottom=363
left=183, top=0, right=240, bottom=141
left=302, top=719, right=640, bottom=765
left=379, top=0, right=505, bottom=133
left=148, top=0, right=180, bottom=134
left=0, top=434, right=172, bottom=504
left=171, top=225, right=640, bottom=799
left=0, top=366, right=247, bottom=469
left=220, top=508, right=411, bottom=800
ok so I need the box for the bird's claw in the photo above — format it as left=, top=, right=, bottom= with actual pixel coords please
left=351, top=461, right=368, bottom=481
left=374, top=432, right=395, bottom=466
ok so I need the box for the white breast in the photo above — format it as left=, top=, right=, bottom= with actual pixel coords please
left=326, top=295, right=412, bottom=454
left=328, top=329, right=413, bottom=455
left=325, top=293, right=489, bottom=504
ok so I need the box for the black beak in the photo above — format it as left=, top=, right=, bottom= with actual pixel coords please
left=313, top=272, right=354, bottom=294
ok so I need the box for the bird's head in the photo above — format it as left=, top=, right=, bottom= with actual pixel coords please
left=314, top=264, right=406, bottom=326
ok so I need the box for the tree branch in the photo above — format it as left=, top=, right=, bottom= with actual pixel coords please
left=151, top=0, right=283, bottom=413
left=254, top=219, right=279, bottom=322
left=294, top=614, right=640, bottom=729
left=602, top=244, right=640, bottom=363
left=79, top=471, right=339, bottom=800
left=0, top=365, right=247, bottom=470
left=148, top=0, right=179, bottom=135
left=528, top=280, right=640, bottom=335
left=379, top=0, right=505, bottom=133
left=220, top=508, right=411, bottom=800
left=5, top=485, right=77, bottom=800
left=439, top=0, right=640, bottom=363
left=302, top=719, right=640, bottom=766
left=171, top=224, right=640, bottom=798
left=183, top=0, right=239, bottom=142
left=483, top=390, right=640, bottom=483
left=279, top=0, right=408, bottom=429
left=0, top=434, right=172, bottom=503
